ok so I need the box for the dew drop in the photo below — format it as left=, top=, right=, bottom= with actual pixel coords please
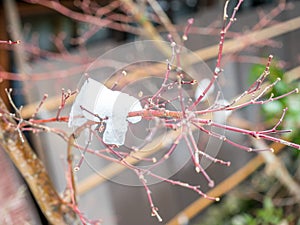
left=208, top=180, right=215, bottom=187
left=182, top=35, right=188, bottom=41
left=138, top=91, right=143, bottom=98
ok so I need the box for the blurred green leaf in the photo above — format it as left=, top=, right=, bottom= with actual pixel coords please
left=249, top=63, right=300, bottom=145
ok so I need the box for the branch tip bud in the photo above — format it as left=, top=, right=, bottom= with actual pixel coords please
left=188, top=18, right=194, bottom=24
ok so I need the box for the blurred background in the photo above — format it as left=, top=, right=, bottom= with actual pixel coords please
left=0, top=0, right=300, bottom=224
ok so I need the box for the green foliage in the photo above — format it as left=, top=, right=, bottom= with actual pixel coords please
left=249, top=63, right=300, bottom=147
left=230, top=196, right=296, bottom=225
left=195, top=193, right=292, bottom=225
left=233, top=197, right=284, bottom=225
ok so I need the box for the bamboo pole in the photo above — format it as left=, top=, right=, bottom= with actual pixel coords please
left=284, top=66, right=300, bottom=83
left=195, top=16, right=300, bottom=61
left=119, top=0, right=171, bottom=56
left=77, top=129, right=181, bottom=195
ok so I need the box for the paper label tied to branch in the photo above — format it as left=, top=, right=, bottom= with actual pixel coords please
left=69, top=78, right=142, bottom=145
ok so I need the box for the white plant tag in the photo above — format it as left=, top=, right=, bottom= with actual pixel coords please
left=213, top=99, right=232, bottom=124
left=69, top=78, right=142, bottom=145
